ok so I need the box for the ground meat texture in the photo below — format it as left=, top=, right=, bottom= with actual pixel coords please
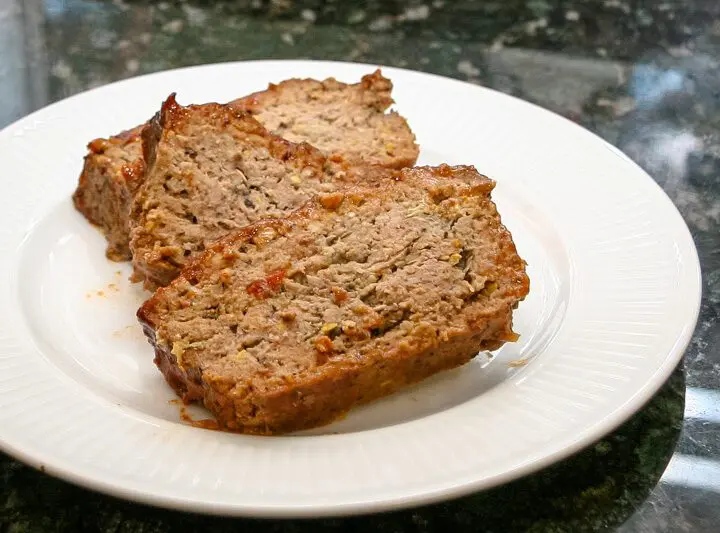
left=71, top=126, right=145, bottom=261
left=137, top=164, right=530, bottom=435
left=232, top=69, right=419, bottom=170
left=128, top=94, right=396, bottom=290
left=72, top=70, right=418, bottom=262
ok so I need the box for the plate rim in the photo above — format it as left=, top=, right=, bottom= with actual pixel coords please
left=0, top=58, right=702, bottom=518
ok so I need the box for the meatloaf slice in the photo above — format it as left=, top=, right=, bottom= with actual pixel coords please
left=137, top=164, right=530, bottom=435
left=73, top=70, right=417, bottom=261
left=71, top=126, right=144, bottom=260
left=129, top=94, right=384, bottom=290
left=232, top=69, right=419, bottom=169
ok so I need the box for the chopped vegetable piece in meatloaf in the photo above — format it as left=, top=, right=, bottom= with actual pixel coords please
left=129, top=93, right=392, bottom=290
left=72, top=70, right=418, bottom=261
left=137, top=164, right=530, bottom=435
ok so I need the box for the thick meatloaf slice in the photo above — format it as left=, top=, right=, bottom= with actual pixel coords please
left=137, top=164, right=530, bottom=435
left=232, top=69, right=418, bottom=169
left=71, top=126, right=144, bottom=260
left=129, top=94, right=384, bottom=290
left=73, top=70, right=417, bottom=261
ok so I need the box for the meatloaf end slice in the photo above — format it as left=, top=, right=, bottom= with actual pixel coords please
left=128, top=93, right=383, bottom=290
left=73, top=70, right=417, bottom=262
left=233, top=69, right=419, bottom=169
left=71, top=126, right=145, bottom=260
left=137, top=164, right=530, bottom=435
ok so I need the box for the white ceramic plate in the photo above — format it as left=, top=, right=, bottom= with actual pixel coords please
left=0, top=60, right=701, bottom=517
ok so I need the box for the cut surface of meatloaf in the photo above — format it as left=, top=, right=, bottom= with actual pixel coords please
left=137, top=164, right=530, bottom=435
left=71, top=126, right=145, bottom=260
left=129, top=94, right=389, bottom=290
left=73, top=70, right=418, bottom=261
left=232, top=69, right=419, bottom=169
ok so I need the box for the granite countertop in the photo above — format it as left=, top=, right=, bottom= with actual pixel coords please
left=1, top=1, right=718, bottom=531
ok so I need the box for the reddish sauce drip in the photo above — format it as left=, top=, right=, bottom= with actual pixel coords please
left=179, top=406, right=221, bottom=431
left=246, top=269, right=286, bottom=300
left=88, top=138, right=108, bottom=154
left=121, top=164, right=138, bottom=182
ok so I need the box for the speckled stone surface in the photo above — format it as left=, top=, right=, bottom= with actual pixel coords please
left=0, top=1, right=718, bottom=532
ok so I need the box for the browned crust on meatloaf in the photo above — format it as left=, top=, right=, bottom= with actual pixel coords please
left=71, top=126, right=145, bottom=260
left=148, top=320, right=508, bottom=434
left=138, top=164, right=530, bottom=435
left=72, top=70, right=417, bottom=261
left=232, top=69, right=419, bottom=169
